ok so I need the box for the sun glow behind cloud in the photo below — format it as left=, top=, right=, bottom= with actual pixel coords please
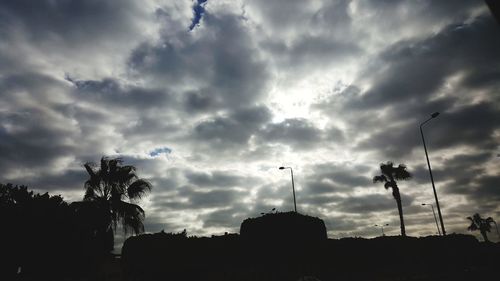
left=0, top=0, right=499, bottom=244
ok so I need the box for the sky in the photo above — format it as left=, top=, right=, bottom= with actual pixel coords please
left=1, top=0, right=499, bottom=244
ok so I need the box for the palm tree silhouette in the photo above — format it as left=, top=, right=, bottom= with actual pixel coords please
left=373, top=162, right=411, bottom=237
left=76, top=157, right=152, bottom=250
left=467, top=213, right=495, bottom=242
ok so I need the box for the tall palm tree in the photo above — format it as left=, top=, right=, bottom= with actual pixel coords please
left=373, top=162, right=411, bottom=237
left=467, top=213, right=495, bottom=242
left=76, top=157, right=152, bottom=251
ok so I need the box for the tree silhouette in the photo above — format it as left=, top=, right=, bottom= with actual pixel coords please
left=373, top=162, right=411, bottom=237
left=74, top=157, right=152, bottom=251
left=1, top=183, right=77, bottom=278
left=467, top=213, right=494, bottom=242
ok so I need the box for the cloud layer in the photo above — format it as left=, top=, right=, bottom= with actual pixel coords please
left=1, top=0, right=499, bottom=243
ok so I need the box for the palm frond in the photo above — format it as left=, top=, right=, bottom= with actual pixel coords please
left=81, top=156, right=152, bottom=246
left=373, top=175, right=387, bottom=183
left=394, top=164, right=412, bottom=180
left=384, top=181, right=394, bottom=190
left=380, top=162, right=394, bottom=177
left=84, top=163, right=96, bottom=178
left=84, top=186, right=97, bottom=201
left=114, top=201, right=145, bottom=235
left=467, top=213, right=493, bottom=232
left=100, top=157, right=109, bottom=174
left=467, top=217, right=478, bottom=231
left=123, top=214, right=145, bottom=235
left=127, top=179, right=152, bottom=200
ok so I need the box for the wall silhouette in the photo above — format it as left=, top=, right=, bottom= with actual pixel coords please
left=122, top=214, right=500, bottom=281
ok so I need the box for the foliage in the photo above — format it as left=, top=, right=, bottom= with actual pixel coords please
left=76, top=157, right=152, bottom=250
left=0, top=183, right=89, bottom=279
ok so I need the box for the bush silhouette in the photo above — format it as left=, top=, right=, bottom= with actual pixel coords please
left=0, top=183, right=105, bottom=280
left=240, top=211, right=327, bottom=243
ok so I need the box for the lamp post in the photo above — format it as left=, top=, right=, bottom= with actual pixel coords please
left=421, top=203, right=441, bottom=235
left=279, top=166, right=297, bottom=212
left=375, top=224, right=389, bottom=236
left=420, top=112, right=446, bottom=235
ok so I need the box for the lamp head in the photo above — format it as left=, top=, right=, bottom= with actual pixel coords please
left=421, top=203, right=426, bottom=206
left=279, top=166, right=285, bottom=170
left=431, top=112, right=440, bottom=118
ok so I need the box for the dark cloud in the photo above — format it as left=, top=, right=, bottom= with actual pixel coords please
left=300, top=193, right=343, bottom=206
left=469, top=175, right=500, bottom=201
left=129, top=11, right=271, bottom=109
left=69, top=78, right=173, bottom=109
left=0, top=0, right=146, bottom=42
left=357, top=0, right=484, bottom=39
left=193, top=105, right=271, bottom=147
left=437, top=153, right=500, bottom=204
left=153, top=186, right=249, bottom=210
left=184, top=188, right=245, bottom=209
left=356, top=101, right=500, bottom=159
left=200, top=205, right=250, bottom=229
left=183, top=90, right=217, bottom=113
left=119, top=116, right=184, bottom=143
left=143, top=217, right=179, bottom=233
left=350, top=16, right=500, bottom=111
left=427, top=103, right=500, bottom=150
left=185, top=170, right=255, bottom=188
left=338, top=193, right=415, bottom=214
left=28, top=169, right=87, bottom=193
left=249, top=0, right=361, bottom=75
left=263, top=35, right=361, bottom=72
left=313, top=16, right=500, bottom=160
left=323, top=216, right=366, bottom=233
left=258, top=118, right=323, bottom=149
left=304, top=162, right=373, bottom=191
left=303, top=181, right=343, bottom=195
left=0, top=74, right=76, bottom=176
left=0, top=0, right=158, bottom=77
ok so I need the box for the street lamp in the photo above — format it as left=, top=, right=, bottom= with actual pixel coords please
left=279, top=166, right=297, bottom=212
left=375, top=224, right=389, bottom=236
left=420, top=112, right=446, bottom=235
left=421, top=203, right=441, bottom=235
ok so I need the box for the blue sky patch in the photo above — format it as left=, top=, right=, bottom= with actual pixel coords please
left=149, top=147, right=172, bottom=157
left=189, top=0, right=208, bottom=30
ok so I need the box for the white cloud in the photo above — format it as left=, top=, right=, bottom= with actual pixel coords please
left=0, top=0, right=499, bottom=244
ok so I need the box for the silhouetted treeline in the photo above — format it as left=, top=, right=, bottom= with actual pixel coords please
left=3, top=183, right=500, bottom=281
left=0, top=183, right=117, bottom=281
left=122, top=213, right=500, bottom=281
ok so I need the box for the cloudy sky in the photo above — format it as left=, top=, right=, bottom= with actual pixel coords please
left=1, top=0, right=499, bottom=244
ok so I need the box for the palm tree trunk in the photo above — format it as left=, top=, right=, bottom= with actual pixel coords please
left=392, top=186, right=406, bottom=237
left=480, top=230, right=489, bottom=242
